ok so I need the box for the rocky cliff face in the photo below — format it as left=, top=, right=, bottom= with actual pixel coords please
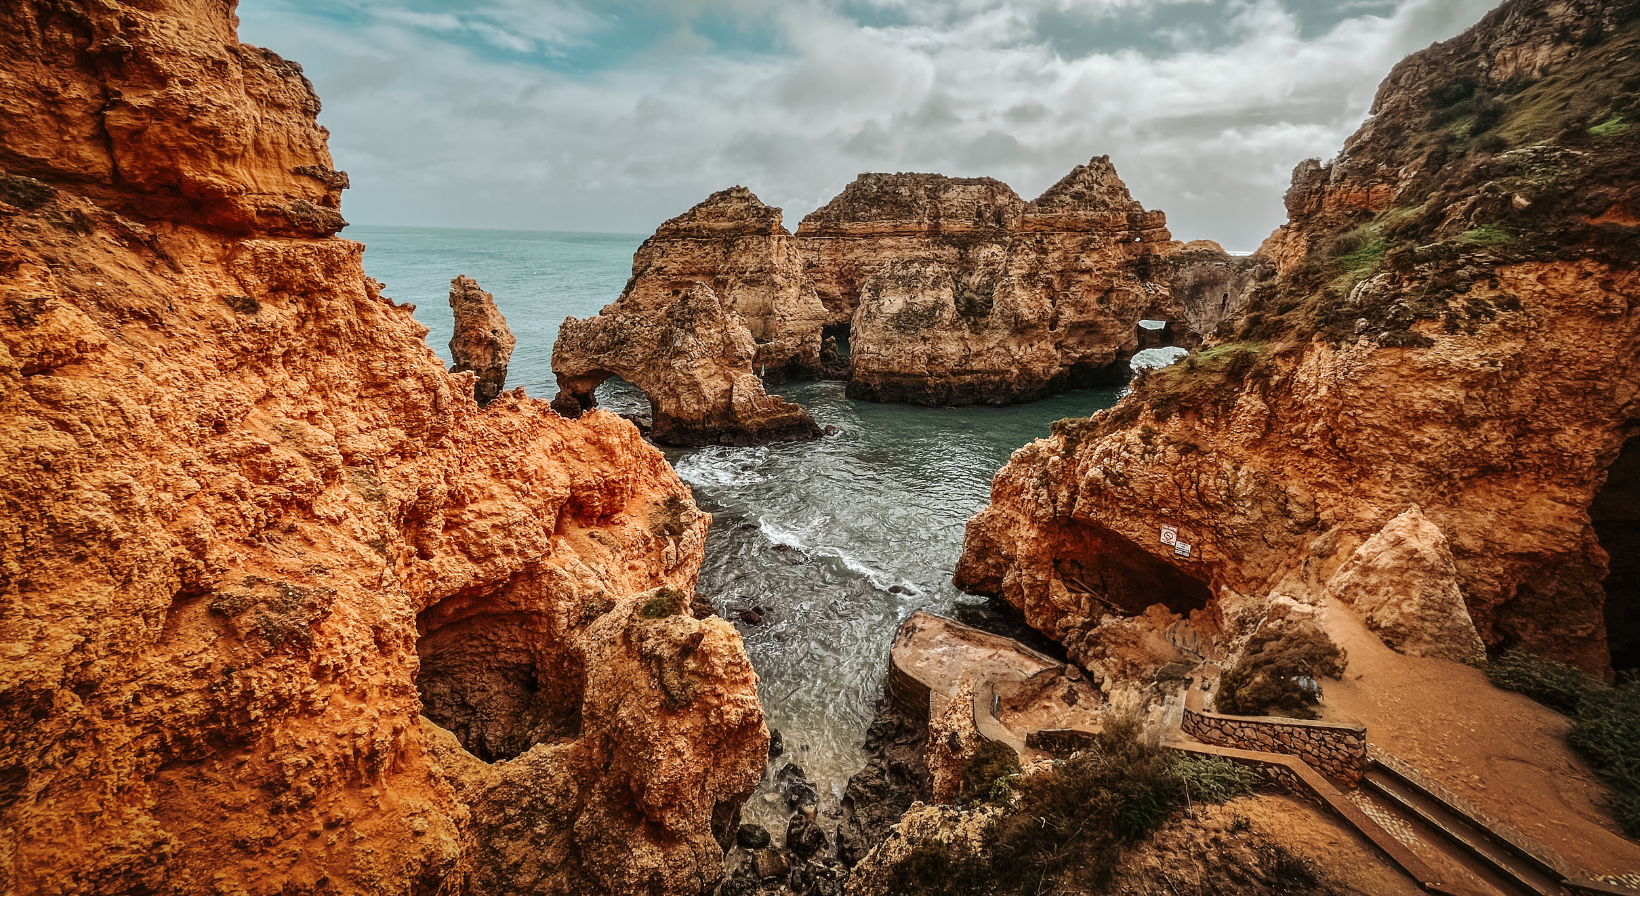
left=447, top=275, right=515, bottom=408
left=552, top=187, right=824, bottom=446
left=798, top=161, right=1234, bottom=406
left=0, top=0, right=766, bottom=894
left=956, top=0, right=1640, bottom=682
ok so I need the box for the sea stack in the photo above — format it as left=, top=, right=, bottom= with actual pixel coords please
left=551, top=186, right=825, bottom=446
left=448, top=275, right=516, bottom=407
left=792, top=159, right=1256, bottom=406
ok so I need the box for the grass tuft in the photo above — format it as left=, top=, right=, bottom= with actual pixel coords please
left=639, top=586, right=687, bottom=620
left=1591, top=115, right=1629, bottom=137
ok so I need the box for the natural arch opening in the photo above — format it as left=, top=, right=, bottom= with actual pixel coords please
left=820, top=322, right=851, bottom=380
left=1593, top=434, right=1640, bottom=673
left=415, top=587, right=587, bottom=763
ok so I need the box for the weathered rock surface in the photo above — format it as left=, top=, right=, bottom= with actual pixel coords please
left=0, top=0, right=765, bottom=895
left=447, top=275, right=515, bottom=407
left=797, top=161, right=1243, bottom=406
left=956, top=0, right=1640, bottom=682
left=1326, top=506, right=1487, bottom=664
left=551, top=187, right=824, bottom=445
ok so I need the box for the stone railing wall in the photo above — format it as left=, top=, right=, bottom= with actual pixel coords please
left=1182, top=709, right=1367, bottom=785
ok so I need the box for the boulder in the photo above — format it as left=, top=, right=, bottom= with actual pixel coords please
left=1327, top=506, right=1487, bottom=664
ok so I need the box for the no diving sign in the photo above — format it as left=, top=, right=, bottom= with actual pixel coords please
left=1159, top=525, right=1191, bottom=559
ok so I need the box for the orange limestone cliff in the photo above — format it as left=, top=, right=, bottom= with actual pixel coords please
left=555, top=161, right=1260, bottom=438
left=0, top=0, right=766, bottom=895
left=551, top=187, right=825, bottom=446
left=956, top=0, right=1640, bottom=692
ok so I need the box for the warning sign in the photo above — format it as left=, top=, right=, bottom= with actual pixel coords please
left=1174, top=542, right=1192, bottom=559
left=1159, top=526, right=1178, bottom=546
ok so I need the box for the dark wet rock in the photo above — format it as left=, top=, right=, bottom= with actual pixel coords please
left=888, top=585, right=905, bottom=595
left=785, top=808, right=830, bottom=859
left=719, top=851, right=762, bottom=895
left=737, top=823, right=772, bottom=850
left=791, top=857, right=849, bottom=896
left=618, top=412, right=653, bottom=435
left=771, top=543, right=809, bottom=565
left=737, top=522, right=759, bottom=531
left=823, top=425, right=839, bottom=436
left=769, top=728, right=784, bottom=759
left=732, top=608, right=764, bottom=626
left=776, top=763, right=820, bottom=811
left=837, top=690, right=929, bottom=868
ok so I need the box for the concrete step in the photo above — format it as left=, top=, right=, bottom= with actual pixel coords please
left=1362, top=767, right=1568, bottom=896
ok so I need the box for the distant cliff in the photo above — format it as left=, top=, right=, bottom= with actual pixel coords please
left=554, top=160, right=1257, bottom=446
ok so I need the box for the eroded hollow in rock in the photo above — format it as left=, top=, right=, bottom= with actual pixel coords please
left=1054, top=521, right=1213, bottom=620
left=415, top=587, right=587, bottom=763
left=1593, top=435, right=1640, bottom=673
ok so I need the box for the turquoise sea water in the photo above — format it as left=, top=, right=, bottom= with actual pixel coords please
left=349, top=225, right=1122, bottom=830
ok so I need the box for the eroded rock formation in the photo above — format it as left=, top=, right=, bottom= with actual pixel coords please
left=1326, top=506, right=1487, bottom=664
left=554, top=162, right=1260, bottom=440
left=552, top=188, right=824, bottom=446
left=448, top=275, right=515, bottom=407
left=797, top=161, right=1235, bottom=406
left=956, top=0, right=1640, bottom=682
left=0, top=0, right=765, bottom=895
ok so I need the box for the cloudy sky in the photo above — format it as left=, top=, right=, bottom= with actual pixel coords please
left=236, top=0, right=1497, bottom=251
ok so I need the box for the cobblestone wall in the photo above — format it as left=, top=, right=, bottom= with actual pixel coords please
left=1182, top=709, right=1367, bottom=784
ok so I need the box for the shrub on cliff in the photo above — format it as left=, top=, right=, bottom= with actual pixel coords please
left=959, top=739, right=1021, bottom=804
left=985, top=716, right=1257, bottom=894
left=1216, top=623, right=1347, bottom=720
left=1484, top=652, right=1640, bottom=837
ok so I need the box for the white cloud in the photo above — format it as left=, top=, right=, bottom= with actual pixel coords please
left=238, top=0, right=1498, bottom=250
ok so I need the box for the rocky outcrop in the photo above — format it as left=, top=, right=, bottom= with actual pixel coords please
left=448, top=275, right=515, bottom=407
left=551, top=188, right=824, bottom=445
left=956, top=0, right=1640, bottom=681
left=555, top=164, right=1259, bottom=434
left=0, top=0, right=765, bottom=895
left=1326, top=506, right=1487, bottom=664
left=797, top=161, right=1231, bottom=406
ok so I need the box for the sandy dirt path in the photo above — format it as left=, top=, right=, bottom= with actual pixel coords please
left=1315, top=593, right=1640, bottom=876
